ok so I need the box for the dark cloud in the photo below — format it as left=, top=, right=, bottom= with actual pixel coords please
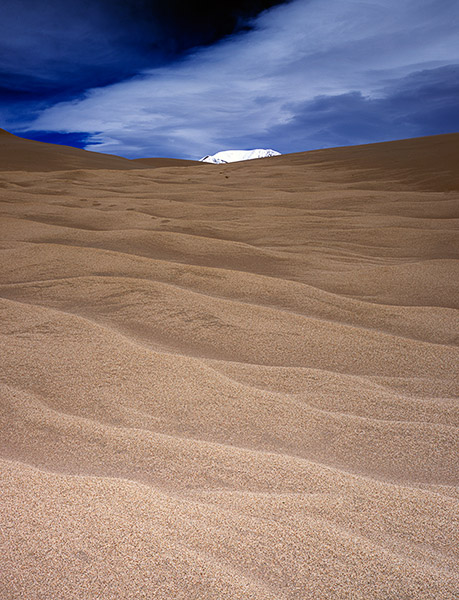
left=249, top=65, right=459, bottom=152
left=0, top=0, right=287, bottom=97
left=381, top=65, right=459, bottom=135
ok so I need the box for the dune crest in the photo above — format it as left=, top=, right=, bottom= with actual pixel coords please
left=1, top=132, right=458, bottom=599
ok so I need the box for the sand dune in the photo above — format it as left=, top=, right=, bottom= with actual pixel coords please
left=1, top=132, right=458, bottom=599
left=0, top=129, right=199, bottom=171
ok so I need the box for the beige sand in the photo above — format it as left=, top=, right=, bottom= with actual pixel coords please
left=0, top=129, right=458, bottom=599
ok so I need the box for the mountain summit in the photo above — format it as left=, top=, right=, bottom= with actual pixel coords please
left=200, top=148, right=281, bottom=163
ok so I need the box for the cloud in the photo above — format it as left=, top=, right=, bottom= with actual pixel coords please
left=0, top=0, right=287, bottom=96
left=16, top=0, right=459, bottom=158
left=252, top=64, right=459, bottom=151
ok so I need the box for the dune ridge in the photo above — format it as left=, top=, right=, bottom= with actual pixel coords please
left=1, top=132, right=458, bottom=599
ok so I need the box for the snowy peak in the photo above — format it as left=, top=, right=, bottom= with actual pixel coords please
left=199, top=148, right=281, bottom=164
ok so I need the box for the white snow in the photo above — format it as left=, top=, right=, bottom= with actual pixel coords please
left=199, top=149, right=281, bottom=164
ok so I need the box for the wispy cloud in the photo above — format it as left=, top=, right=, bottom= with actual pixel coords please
left=18, top=0, right=459, bottom=158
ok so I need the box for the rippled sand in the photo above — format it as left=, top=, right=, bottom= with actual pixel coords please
left=1, top=129, right=458, bottom=599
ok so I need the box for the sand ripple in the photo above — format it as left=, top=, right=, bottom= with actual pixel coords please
left=1, top=132, right=458, bottom=598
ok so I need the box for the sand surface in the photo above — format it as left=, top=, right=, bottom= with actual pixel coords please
left=1, top=130, right=458, bottom=599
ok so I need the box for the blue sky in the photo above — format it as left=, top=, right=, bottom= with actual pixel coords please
left=2, top=0, right=458, bottom=159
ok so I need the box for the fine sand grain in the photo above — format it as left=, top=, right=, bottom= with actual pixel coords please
left=1, top=130, right=458, bottom=599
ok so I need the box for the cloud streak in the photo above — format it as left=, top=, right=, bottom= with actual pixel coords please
left=15, top=0, right=459, bottom=158
left=0, top=0, right=286, bottom=96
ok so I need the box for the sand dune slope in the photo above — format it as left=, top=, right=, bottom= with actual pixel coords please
left=1, top=133, right=458, bottom=599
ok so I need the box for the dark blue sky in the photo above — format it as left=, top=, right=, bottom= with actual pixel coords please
left=2, top=0, right=458, bottom=159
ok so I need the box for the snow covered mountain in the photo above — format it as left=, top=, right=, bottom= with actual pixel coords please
left=199, top=149, right=281, bottom=164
